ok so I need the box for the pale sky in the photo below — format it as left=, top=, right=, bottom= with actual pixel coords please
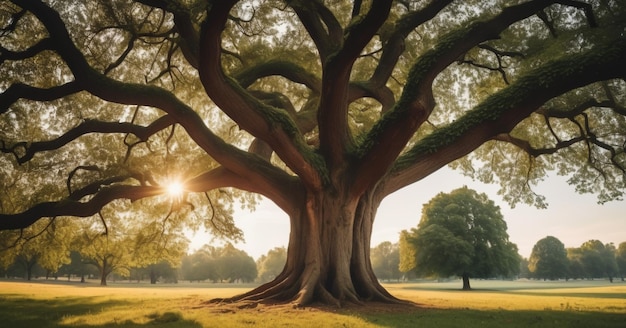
left=188, top=167, right=625, bottom=260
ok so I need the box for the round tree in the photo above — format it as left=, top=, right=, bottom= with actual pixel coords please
left=1, top=0, right=625, bottom=306
left=528, top=236, right=569, bottom=280
left=403, top=187, right=520, bottom=290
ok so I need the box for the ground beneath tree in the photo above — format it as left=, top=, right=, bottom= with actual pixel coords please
left=194, top=299, right=427, bottom=316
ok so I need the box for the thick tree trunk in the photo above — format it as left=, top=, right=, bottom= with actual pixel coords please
left=462, top=272, right=471, bottom=290
left=216, top=190, right=405, bottom=307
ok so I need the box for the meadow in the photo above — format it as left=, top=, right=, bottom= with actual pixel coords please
left=0, top=279, right=624, bottom=327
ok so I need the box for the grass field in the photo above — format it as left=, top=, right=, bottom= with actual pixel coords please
left=0, top=279, right=625, bottom=327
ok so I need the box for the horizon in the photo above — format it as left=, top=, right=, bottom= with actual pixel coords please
left=187, top=167, right=625, bottom=260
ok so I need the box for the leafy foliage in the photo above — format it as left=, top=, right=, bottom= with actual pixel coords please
left=181, top=243, right=257, bottom=283
left=1, top=0, right=625, bottom=305
left=528, top=236, right=569, bottom=280
left=256, top=246, right=286, bottom=283
left=370, top=241, right=401, bottom=282
left=401, top=187, right=520, bottom=285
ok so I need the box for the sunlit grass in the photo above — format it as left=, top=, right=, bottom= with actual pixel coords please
left=1, top=279, right=625, bottom=327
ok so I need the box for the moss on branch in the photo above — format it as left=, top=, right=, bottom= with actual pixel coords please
left=395, top=37, right=626, bottom=171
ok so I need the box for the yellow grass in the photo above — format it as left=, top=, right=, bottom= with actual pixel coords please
left=1, top=279, right=625, bottom=327
left=386, top=280, right=626, bottom=313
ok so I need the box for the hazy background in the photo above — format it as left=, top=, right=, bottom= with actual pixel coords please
left=188, top=167, right=625, bottom=259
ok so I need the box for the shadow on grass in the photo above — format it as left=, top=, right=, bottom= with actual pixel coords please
left=352, top=307, right=626, bottom=328
left=0, top=295, right=202, bottom=327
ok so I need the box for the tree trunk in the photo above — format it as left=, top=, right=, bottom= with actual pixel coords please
left=462, top=272, right=471, bottom=290
left=216, top=189, right=405, bottom=307
left=99, top=259, right=108, bottom=286
left=150, top=268, right=158, bottom=284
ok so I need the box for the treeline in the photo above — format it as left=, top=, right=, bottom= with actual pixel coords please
left=0, top=240, right=287, bottom=285
left=521, top=236, right=626, bottom=282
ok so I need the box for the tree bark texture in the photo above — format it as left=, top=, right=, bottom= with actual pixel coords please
left=216, top=189, right=401, bottom=307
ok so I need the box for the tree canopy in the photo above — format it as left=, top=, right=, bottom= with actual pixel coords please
left=400, top=187, right=520, bottom=289
left=1, top=0, right=625, bottom=306
left=528, top=235, right=569, bottom=280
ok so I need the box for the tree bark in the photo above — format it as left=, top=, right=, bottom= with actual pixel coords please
left=214, top=189, right=404, bottom=307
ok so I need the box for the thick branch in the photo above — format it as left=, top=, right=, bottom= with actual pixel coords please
left=9, top=0, right=299, bottom=213
left=135, top=0, right=200, bottom=68
left=352, top=0, right=574, bottom=195
left=0, top=82, right=81, bottom=115
left=369, top=0, right=454, bottom=86
left=316, top=0, right=393, bottom=169
left=0, top=185, right=162, bottom=230
left=199, top=0, right=326, bottom=189
left=0, top=38, right=53, bottom=63
left=3, top=116, right=175, bottom=164
left=383, top=35, right=626, bottom=196
left=185, top=166, right=304, bottom=217
left=235, top=60, right=321, bottom=93
left=288, top=0, right=337, bottom=60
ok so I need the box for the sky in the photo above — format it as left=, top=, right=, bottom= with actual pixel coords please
left=188, top=167, right=625, bottom=260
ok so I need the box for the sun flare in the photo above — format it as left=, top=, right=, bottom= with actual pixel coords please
left=166, top=180, right=185, bottom=199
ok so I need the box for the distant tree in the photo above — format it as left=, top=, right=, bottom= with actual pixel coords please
left=566, top=247, right=586, bottom=280
left=0, top=218, right=74, bottom=280
left=256, top=247, right=287, bottom=283
left=616, top=242, right=626, bottom=282
left=131, top=260, right=178, bottom=284
left=518, top=258, right=531, bottom=279
left=370, top=241, right=401, bottom=282
left=132, top=220, right=188, bottom=284
left=601, top=243, right=619, bottom=283
left=57, top=251, right=97, bottom=282
left=76, top=218, right=134, bottom=286
left=214, top=243, right=257, bottom=283
left=398, top=230, right=417, bottom=279
left=402, top=187, right=520, bottom=290
left=579, top=240, right=618, bottom=281
left=528, top=236, right=569, bottom=280
left=180, top=246, right=218, bottom=282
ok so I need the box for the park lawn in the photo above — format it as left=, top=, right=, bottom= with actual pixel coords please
left=0, top=279, right=625, bottom=327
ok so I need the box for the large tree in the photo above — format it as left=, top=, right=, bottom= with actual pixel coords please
left=400, top=187, right=520, bottom=290
left=0, top=0, right=625, bottom=306
left=528, top=236, right=569, bottom=280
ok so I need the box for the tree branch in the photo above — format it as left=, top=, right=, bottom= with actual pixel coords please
left=287, top=0, right=338, bottom=61
left=235, top=59, right=321, bottom=93
left=354, top=0, right=564, bottom=195
left=1, top=116, right=175, bottom=164
left=0, top=185, right=162, bottom=230
left=383, top=33, right=626, bottom=196
left=316, top=0, right=393, bottom=169
left=199, top=0, right=326, bottom=189
left=0, top=82, right=82, bottom=115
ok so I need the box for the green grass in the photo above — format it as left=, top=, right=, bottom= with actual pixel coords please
left=0, top=279, right=624, bottom=327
